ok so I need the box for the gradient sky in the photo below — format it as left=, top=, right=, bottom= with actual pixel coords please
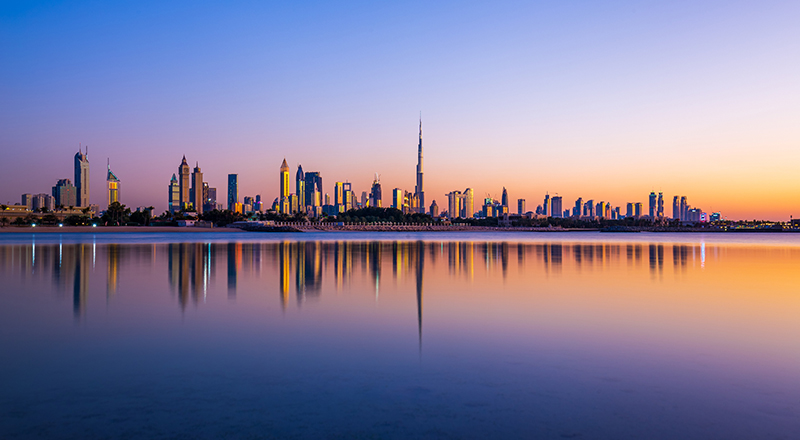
left=1, top=1, right=799, bottom=219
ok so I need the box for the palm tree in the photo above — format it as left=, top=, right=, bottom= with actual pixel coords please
left=0, top=217, right=9, bottom=228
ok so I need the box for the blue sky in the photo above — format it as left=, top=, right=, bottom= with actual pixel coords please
left=2, top=1, right=799, bottom=218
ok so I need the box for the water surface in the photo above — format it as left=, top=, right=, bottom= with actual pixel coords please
left=1, top=232, right=799, bottom=439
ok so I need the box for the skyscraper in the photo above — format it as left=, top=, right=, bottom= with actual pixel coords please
left=74, top=147, right=90, bottom=207
left=191, top=162, right=203, bottom=214
left=551, top=196, right=563, bottom=218
left=304, top=172, right=322, bottom=207
left=227, top=174, right=238, bottom=212
left=414, top=116, right=425, bottom=214
left=648, top=192, right=657, bottom=218
left=657, top=192, right=664, bottom=218
left=392, top=188, right=403, bottom=209
left=168, top=174, right=180, bottom=213
left=106, top=160, right=120, bottom=209
left=296, top=165, right=305, bottom=209
left=429, top=200, right=439, bottom=217
left=501, top=187, right=508, bottom=211
left=626, top=203, right=633, bottom=218
left=279, top=159, right=290, bottom=214
left=680, top=196, right=688, bottom=221
left=342, top=182, right=353, bottom=211
left=334, top=182, right=345, bottom=212
left=518, top=199, right=526, bottom=216
left=178, top=156, right=191, bottom=210
left=543, top=194, right=550, bottom=217
left=463, top=188, right=474, bottom=218
left=573, top=198, right=583, bottom=218
left=369, top=175, right=382, bottom=208
left=672, top=196, right=679, bottom=220
left=52, top=179, right=76, bottom=208
left=447, top=191, right=462, bottom=219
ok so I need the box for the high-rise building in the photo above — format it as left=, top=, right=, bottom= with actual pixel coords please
left=304, top=172, right=322, bottom=207
left=168, top=174, right=180, bottom=213
left=334, top=182, right=345, bottom=212
left=227, top=174, right=238, bottom=211
left=74, top=147, right=90, bottom=207
left=52, top=178, right=77, bottom=208
left=672, top=196, right=679, bottom=220
left=414, top=116, right=425, bottom=214
left=203, top=183, right=218, bottom=212
left=392, top=188, right=403, bottom=209
left=21, top=194, right=33, bottom=210
left=551, top=196, right=563, bottom=218
left=191, top=162, right=203, bottom=213
left=596, top=201, right=604, bottom=218
left=518, top=199, right=526, bottom=216
left=584, top=199, right=594, bottom=217
left=657, top=192, right=664, bottom=218
left=178, top=156, right=191, bottom=210
left=680, top=196, right=688, bottom=221
left=634, top=202, right=643, bottom=218
left=430, top=200, right=439, bottom=217
left=463, top=188, right=474, bottom=218
left=573, top=198, right=583, bottom=218
left=278, top=159, right=290, bottom=214
left=501, top=187, right=508, bottom=209
left=342, top=182, right=353, bottom=211
left=106, top=160, right=120, bottom=209
left=648, top=192, right=657, bottom=218
left=295, top=165, right=306, bottom=209
left=626, top=203, right=633, bottom=218
left=543, top=194, right=550, bottom=217
left=447, top=191, right=462, bottom=219
left=369, top=175, right=382, bottom=208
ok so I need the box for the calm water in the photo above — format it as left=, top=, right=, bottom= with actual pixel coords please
left=1, top=232, right=799, bottom=439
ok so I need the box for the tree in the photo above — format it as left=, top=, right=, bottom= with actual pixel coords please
left=104, top=202, right=130, bottom=226
left=0, top=217, right=9, bottom=228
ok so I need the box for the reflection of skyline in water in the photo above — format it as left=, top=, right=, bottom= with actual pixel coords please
left=0, top=239, right=743, bottom=327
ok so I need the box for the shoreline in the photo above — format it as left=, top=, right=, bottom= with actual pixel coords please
left=0, top=225, right=795, bottom=234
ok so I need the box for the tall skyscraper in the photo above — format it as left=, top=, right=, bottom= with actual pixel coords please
left=168, top=174, right=180, bottom=213
left=634, top=202, right=643, bottom=218
left=334, top=182, right=345, bottom=212
left=178, top=156, right=191, bottom=210
left=584, top=199, right=594, bottom=217
left=573, top=198, right=583, bottom=218
left=501, top=187, right=508, bottom=210
left=296, top=165, right=305, bottom=209
left=414, top=116, right=425, bottom=214
left=429, top=200, right=439, bottom=217
left=227, top=174, right=238, bottom=212
left=279, top=159, right=290, bottom=214
left=106, top=160, right=120, bottom=209
left=551, top=196, right=563, bottom=218
left=626, top=203, right=633, bottom=218
left=304, top=172, right=322, bottom=207
left=191, top=162, right=203, bottom=214
left=342, top=182, right=353, bottom=211
left=672, top=196, right=679, bottom=220
left=369, top=175, right=382, bottom=208
left=648, top=192, right=657, bottom=218
left=392, top=188, right=403, bottom=209
left=447, top=191, right=462, bottom=219
left=74, top=147, right=90, bottom=207
left=657, top=192, right=664, bottom=218
left=680, top=196, right=688, bottom=221
left=463, top=188, right=474, bottom=218
left=518, top=199, right=526, bottom=216
left=52, top=179, right=76, bottom=208
left=543, top=194, right=550, bottom=217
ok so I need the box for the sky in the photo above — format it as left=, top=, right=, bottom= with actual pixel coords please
left=1, top=0, right=799, bottom=220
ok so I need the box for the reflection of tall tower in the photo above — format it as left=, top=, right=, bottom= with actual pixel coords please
left=227, top=242, right=240, bottom=298
left=107, top=244, right=120, bottom=297
left=279, top=242, right=290, bottom=310
left=414, top=116, right=425, bottom=214
left=415, top=241, right=424, bottom=351
left=73, top=244, right=91, bottom=320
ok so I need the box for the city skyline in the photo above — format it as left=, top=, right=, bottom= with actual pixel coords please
left=2, top=2, right=799, bottom=220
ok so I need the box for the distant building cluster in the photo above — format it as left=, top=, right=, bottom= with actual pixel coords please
left=9, top=146, right=123, bottom=217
